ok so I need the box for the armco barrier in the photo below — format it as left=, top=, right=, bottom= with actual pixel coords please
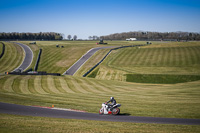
left=0, top=42, right=5, bottom=58
left=83, top=44, right=146, bottom=77
left=9, top=71, right=60, bottom=76
left=34, top=48, right=42, bottom=71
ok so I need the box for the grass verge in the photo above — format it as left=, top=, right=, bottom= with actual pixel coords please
left=1, top=114, right=200, bottom=133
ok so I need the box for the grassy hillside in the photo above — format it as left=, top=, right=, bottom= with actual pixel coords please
left=0, top=42, right=24, bottom=73
left=0, top=75, right=200, bottom=119
left=0, top=41, right=200, bottom=132
left=18, top=41, right=148, bottom=74
left=18, top=41, right=109, bottom=73
left=88, top=42, right=200, bottom=83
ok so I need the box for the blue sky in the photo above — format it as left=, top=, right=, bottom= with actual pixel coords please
left=0, top=0, right=200, bottom=39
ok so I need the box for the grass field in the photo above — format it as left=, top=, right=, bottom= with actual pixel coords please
left=17, top=41, right=148, bottom=74
left=0, top=75, right=200, bottom=119
left=0, top=41, right=200, bottom=132
left=0, top=42, right=24, bottom=73
left=89, top=42, right=200, bottom=82
left=1, top=114, right=200, bottom=133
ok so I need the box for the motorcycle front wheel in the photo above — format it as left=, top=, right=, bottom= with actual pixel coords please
left=99, top=108, right=104, bottom=115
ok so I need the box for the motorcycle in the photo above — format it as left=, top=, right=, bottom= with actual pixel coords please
left=99, top=102, right=121, bottom=115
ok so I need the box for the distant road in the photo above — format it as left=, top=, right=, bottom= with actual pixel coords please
left=0, top=102, right=200, bottom=125
left=63, top=46, right=116, bottom=75
left=12, top=42, right=33, bottom=72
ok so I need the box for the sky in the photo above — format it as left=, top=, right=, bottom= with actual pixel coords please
left=0, top=0, right=200, bottom=39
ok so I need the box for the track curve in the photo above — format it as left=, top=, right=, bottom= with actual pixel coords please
left=12, top=42, right=33, bottom=72
left=63, top=46, right=116, bottom=75
left=0, top=102, right=199, bottom=125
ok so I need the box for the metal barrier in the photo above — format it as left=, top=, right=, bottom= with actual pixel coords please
left=9, top=71, right=60, bottom=76
left=34, top=48, right=42, bottom=71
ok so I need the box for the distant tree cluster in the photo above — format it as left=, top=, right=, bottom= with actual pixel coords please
left=88, top=36, right=100, bottom=40
left=67, top=35, right=78, bottom=40
left=100, top=31, right=200, bottom=41
left=0, top=32, right=63, bottom=40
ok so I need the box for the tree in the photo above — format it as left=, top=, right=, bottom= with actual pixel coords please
left=67, top=35, right=72, bottom=40
left=73, top=35, right=77, bottom=40
left=88, top=36, right=92, bottom=40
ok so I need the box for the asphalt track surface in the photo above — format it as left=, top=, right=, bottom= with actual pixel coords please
left=12, top=42, right=33, bottom=72
left=63, top=46, right=116, bottom=75
left=1, top=102, right=200, bottom=125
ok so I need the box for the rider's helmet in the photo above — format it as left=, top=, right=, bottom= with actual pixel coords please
left=110, top=97, right=114, bottom=101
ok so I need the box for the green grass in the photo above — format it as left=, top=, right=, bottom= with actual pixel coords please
left=0, top=41, right=200, bottom=132
left=0, top=42, right=24, bottom=73
left=1, top=114, right=200, bottom=133
left=18, top=41, right=149, bottom=74
left=0, top=75, right=200, bottom=119
left=126, top=74, right=200, bottom=84
left=88, top=68, right=99, bottom=78
left=88, top=42, right=200, bottom=82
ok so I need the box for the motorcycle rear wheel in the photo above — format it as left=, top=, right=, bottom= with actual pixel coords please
left=112, top=108, right=120, bottom=115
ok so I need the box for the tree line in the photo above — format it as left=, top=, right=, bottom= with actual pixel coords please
left=0, top=32, right=63, bottom=40
left=67, top=35, right=77, bottom=40
left=100, top=31, right=200, bottom=41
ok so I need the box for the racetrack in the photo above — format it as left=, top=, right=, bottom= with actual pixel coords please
left=12, top=42, right=33, bottom=72
left=1, top=102, right=199, bottom=125
left=63, top=46, right=116, bottom=75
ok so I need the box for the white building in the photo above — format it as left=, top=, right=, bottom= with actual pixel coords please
left=126, top=38, right=137, bottom=41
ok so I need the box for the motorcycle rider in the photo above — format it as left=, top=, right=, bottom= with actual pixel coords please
left=106, top=97, right=116, bottom=111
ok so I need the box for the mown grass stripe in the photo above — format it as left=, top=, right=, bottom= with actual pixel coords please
left=77, top=78, right=102, bottom=93
left=144, top=48, right=155, bottom=66
left=47, top=76, right=62, bottom=94
left=3, top=75, right=19, bottom=92
left=131, top=48, right=141, bottom=66
left=193, top=47, right=200, bottom=64
left=0, top=76, right=8, bottom=93
left=41, top=76, right=55, bottom=94
left=135, top=49, right=146, bottom=66
left=12, top=78, right=22, bottom=93
left=70, top=78, right=88, bottom=93
left=58, top=77, right=75, bottom=93
left=53, top=76, right=67, bottom=93
left=3, top=43, right=18, bottom=71
left=84, top=78, right=112, bottom=93
left=63, top=77, right=80, bottom=93
left=94, top=80, right=116, bottom=92
left=19, top=76, right=31, bottom=94
left=188, top=47, right=196, bottom=65
left=11, top=43, right=23, bottom=71
left=123, top=49, right=133, bottom=66
left=28, top=78, right=39, bottom=94
left=0, top=43, right=13, bottom=72
left=112, top=49, right=125, bottom=65
left=34, top=76, right=48, bottom=94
